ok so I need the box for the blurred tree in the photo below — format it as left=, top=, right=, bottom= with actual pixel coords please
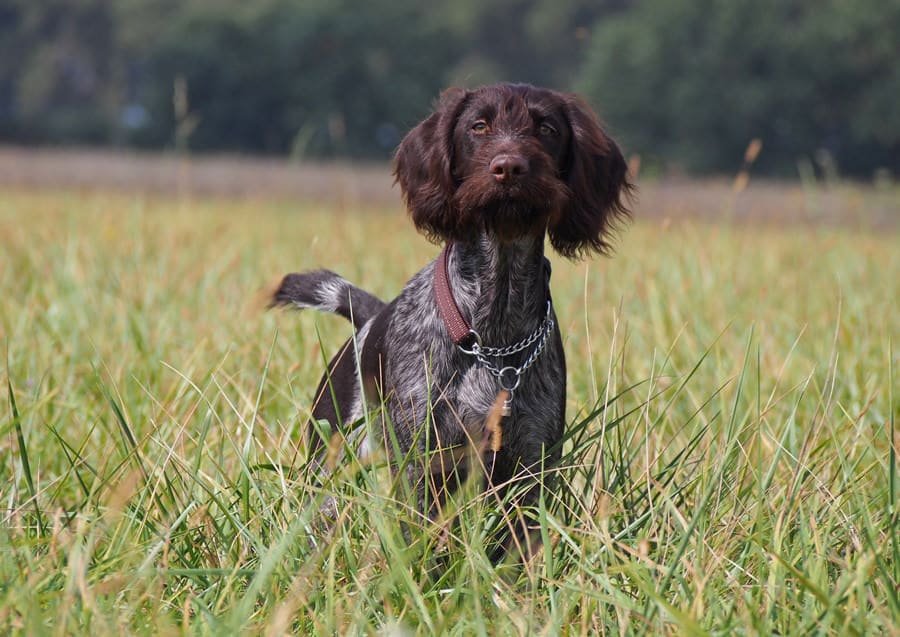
left=0, top=0, right=897, bottom=174
left=0, top=0, right=120, bottom=144
left=578, top=0, right=900, bottom=176
left=130, top=0, right=459, bottom=156
left=438, top=0, right=630, bottom=87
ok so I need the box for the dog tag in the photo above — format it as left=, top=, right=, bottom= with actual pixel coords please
left=501, top=390, right=513, bottom=417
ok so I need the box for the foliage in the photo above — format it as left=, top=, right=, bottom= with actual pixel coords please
left=436, top=0, right=627, bottom=87
left=1, top=187, right=897, bottom=633
left=0, top=0, right=898, bottom=171
left=133, top=0, right=457, bottom=156
left=0, top=0, right=119, bottom=145
left=578, top=0, right=900, bottom=176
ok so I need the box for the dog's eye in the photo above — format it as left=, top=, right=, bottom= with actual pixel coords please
left=538, top=122, right=558, bottom=136
left=471, top=120, right=489, bottom=134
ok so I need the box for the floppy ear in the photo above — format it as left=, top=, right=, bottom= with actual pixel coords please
left=393, top=88, right=469, bottom=243
left=549, top=95, right=633, bottom=259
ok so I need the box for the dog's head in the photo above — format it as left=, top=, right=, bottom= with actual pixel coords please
left=394, top=83, right=632, bottom=258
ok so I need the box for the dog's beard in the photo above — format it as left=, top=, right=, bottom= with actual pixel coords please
left=453, top=172, right=570, bottom=241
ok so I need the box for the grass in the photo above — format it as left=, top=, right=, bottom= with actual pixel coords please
left=1, top=184, right=897, bottom=635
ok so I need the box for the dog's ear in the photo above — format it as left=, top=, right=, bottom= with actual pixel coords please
left=549, top=95, right=633, bottom=259
left=393, top=88, right=469, bottom=243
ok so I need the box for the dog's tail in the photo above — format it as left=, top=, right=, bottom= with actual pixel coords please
left=269, top=270, right=387, bottom=330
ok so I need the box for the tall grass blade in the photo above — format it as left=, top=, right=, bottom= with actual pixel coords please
left=8, top=378, right=45, bottom=535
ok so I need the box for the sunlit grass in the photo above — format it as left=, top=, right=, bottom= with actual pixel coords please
left=1, top=187, right=897, bottom=634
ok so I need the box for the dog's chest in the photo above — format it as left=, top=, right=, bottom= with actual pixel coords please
left=454, top=365, right=502, bottom=426
left=452, top=361, right=557, bottom=428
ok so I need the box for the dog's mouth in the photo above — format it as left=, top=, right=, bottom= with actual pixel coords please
left=492, top=180, right=530, bottom=198
left=453, top=168, right=570, bottom=239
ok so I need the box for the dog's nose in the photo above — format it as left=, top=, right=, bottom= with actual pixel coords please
left=490, top=154, right=528, bottom=182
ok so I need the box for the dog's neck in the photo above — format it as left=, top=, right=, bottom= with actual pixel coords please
left=447, top=232, right=550, bottom=345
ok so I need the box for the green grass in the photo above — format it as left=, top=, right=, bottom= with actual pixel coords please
left=1, top=187, right=897, bottom=635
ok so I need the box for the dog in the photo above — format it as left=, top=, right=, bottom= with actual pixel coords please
left=271, top=83, right=631, bottom=556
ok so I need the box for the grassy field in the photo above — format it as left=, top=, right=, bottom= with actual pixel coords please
left=1, top=181, right=898, bottom=635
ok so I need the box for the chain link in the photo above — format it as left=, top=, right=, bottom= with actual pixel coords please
left=476, top=300, right=552, bottom=357
left=460, top=300, right=555, bottom=393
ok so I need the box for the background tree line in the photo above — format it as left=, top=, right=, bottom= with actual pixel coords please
left=0, top=0, right=897, bottom=176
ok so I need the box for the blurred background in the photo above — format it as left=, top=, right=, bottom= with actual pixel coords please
left=1, top=0, right=898, bottom=181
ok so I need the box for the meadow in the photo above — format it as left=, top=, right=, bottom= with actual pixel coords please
left=1, top=165, right=898, bottom=634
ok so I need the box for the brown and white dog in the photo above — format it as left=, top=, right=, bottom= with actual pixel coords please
left=271, top=83, right=631, bottom=556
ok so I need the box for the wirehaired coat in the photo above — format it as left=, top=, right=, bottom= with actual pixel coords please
left=271, top=83, right=631, bottom=556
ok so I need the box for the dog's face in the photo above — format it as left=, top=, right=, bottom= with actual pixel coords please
left=394, top=83, right=632, bottom=258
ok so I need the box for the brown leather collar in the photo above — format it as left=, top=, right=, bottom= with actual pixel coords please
left=433, top=242, right=552, bottom=348
left=434, top=243, right=472, bottom=345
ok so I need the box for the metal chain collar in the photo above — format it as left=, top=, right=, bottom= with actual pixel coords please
left=458, top=300, right=554, bottom=393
